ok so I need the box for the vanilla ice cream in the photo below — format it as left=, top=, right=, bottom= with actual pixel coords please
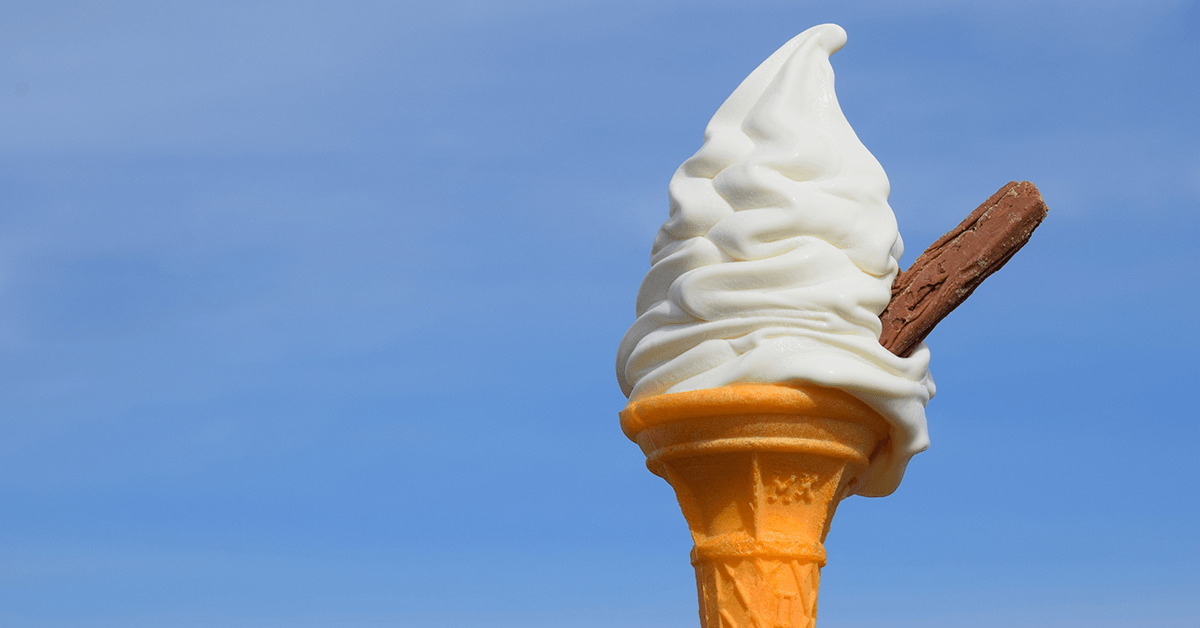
left=616, top=24, right=934, bottom=496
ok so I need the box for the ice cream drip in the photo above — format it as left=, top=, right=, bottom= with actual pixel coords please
left=616, top=24, right=934, bottom=496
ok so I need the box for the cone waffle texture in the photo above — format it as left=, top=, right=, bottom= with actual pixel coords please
left=621, top=384, right=889, bottom=628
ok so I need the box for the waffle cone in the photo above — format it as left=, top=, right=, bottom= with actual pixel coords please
left=620, top=384, right=889, bottom=628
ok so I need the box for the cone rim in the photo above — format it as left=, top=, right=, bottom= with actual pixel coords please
left=620, top=383, right=889, bottom=441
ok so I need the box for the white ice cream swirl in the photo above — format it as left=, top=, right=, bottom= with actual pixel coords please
left=616, top=24, right=934, bottom=497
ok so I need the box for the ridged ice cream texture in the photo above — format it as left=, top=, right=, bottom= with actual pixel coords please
left=615, top=24, right=935, bottom=497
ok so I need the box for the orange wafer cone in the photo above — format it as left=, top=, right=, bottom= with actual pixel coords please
left=620, top=384, right=889, bottom=628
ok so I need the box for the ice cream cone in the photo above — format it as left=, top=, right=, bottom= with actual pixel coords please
left=620, top=383, right=890, bottom=628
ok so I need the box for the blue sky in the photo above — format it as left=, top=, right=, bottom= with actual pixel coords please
left=1, top=1, right=1196, bottom=626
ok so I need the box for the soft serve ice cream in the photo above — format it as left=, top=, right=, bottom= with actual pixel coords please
left=616, top=24, right=934, bottom=497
